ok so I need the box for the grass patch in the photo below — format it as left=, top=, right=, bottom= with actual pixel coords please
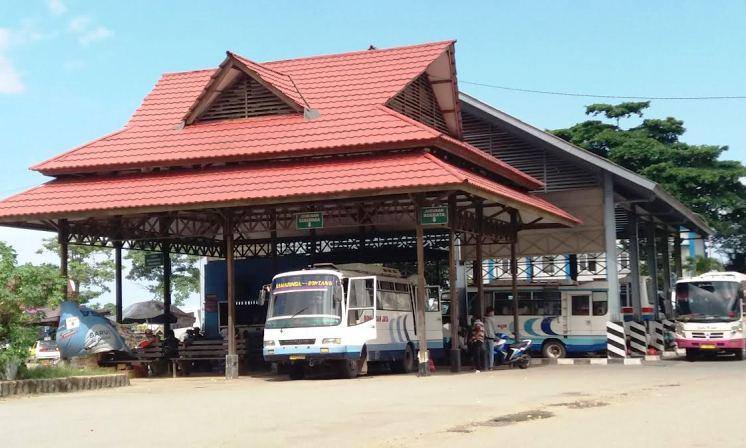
left=18, top=365, right=114, bottom=380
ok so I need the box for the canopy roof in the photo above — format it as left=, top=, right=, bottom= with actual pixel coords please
left=31, top=41, right=540, bottom=190
left=0, top=151, right=578, bottom=226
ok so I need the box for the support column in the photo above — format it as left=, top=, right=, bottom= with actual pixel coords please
left=448, top=195, right=460, bottom=372
left=58, top=219, right=69, bottom=300
left=603, top=173, right=621, bottom=322
left=673, top=233, right=683, bottom=279
left=162, top=243, right=172, bottom=335
left=568, top=254, right=578, bottom=281
left=224, top=213, right=238, bottom=379
left=474, top=200, right=484, bottom=318
left=646, top=221, right=660, bottom=320
left=628, top=210, right=642, bottom=320
left=414, top=198, right=430, bottom=377
left=510, top=211, right=520, bottom=342
left=660, top=229, right=673, bottom=317
left=114, top=241, right=123, bottom=324
left=270, top=209, right=278, bottom=275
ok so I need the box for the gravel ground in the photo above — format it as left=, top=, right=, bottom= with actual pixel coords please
left=1, top=356, right=743, bottom=447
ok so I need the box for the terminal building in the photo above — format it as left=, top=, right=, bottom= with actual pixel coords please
left=0, top=41, right=712, bottom=374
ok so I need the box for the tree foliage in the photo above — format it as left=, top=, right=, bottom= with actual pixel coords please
left=125, top=251, right=200, bottom=307
left=684, top=255, right=724, bottom=276
left=0, top=241, right=65, bottom=371
left=39, top=239, right=115, bottom=304
left=553, top=102, right=746, bottom=271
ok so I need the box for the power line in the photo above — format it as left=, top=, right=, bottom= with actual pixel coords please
left=460, top=80, right=746, bottom=101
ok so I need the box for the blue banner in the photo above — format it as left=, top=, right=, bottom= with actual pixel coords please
left=56, top=301, right=129, bottom=358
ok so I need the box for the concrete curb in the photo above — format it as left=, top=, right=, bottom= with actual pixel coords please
left=530, top=356, right=665, bottom=366
left=0, top=374, right=130, bottom=398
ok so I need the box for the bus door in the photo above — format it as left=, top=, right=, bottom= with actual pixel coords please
left=425, top=286, right=444, bottom=347
left=346, top=277, right=377, bottom=345
left=567, top=293, right=592, bottom=336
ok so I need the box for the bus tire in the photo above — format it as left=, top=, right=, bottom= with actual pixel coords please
left=733, top=350, right=743, bottom=361
left=685, top=349, right=698, bottom=362
left=339, top=346, right=366, bottom=379
left=541, top=340, right=566, bottom=359
left=397, top=343, right=416, bottom=374
left=289, top=363, right=305, bottom=380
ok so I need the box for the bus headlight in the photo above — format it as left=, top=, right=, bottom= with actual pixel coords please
left=322, top=338, right=341, bottom=345
left=263, top=340, right=276, bottom=347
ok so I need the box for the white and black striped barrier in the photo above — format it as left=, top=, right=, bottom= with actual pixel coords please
left=606, top=321, right=627, bottom=359
left=627, top=321, right=648, bottom=357
left=647, top=320, right=665, bottom=352
left=662, top=319, right=676, bottom=350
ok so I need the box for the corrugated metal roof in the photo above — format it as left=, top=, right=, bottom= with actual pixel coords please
left=1, top=151, right=578, bottom=225
left=30, top=41, right=542, bottom=190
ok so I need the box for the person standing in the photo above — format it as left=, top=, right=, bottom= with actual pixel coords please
left=484, top=307, right=497, bottom=370
left=469, top=316, right=486, bottom=372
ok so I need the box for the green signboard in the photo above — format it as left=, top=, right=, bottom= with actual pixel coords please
left=420, top=206, right=448, bottom=225
left=144, top=252, right=163, bottom=268
left=295, top=212, right=324, bottom=230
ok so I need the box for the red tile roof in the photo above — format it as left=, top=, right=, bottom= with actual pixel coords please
left=1, top=152, right=578, bottom=225
left=30, top=41, right=543, bottom=190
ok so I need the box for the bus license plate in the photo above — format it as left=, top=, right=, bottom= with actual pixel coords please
left=289, top=355, right=306, bottom=360
left=700, top=344, right=716, bottom=349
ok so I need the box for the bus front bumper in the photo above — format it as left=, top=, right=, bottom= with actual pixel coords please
left=676, top=338, right=745, bottom=350
left=263, top=345, right=362, bottom=363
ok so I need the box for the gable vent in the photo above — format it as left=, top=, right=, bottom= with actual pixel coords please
left=462, top=110, right=598, bottom=192
left=196, top=74, right=296, bottom=122
left=387, top=73, right=449, bottom=134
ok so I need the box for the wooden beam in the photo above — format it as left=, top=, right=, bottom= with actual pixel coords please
left=162, top=242, right=172, bottom=335
left=510, top=210, right=520, bottom=342
left=474, top=200, right=484, bottom=318
left=224, top=213, right=238, bottom=379
left=448, top=194, right=460, bottom=373
left=414, top=196, right=430, bottom=377
left=58, top=219, right=69, bottom=300
left=114, top=241, right=123, bottom=323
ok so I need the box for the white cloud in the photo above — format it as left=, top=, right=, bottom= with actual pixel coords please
left=0, top=28, right=25, bottom=94
left=68, top=16, right=113, bottom=45
left=47, top=0, right=67, bottom=16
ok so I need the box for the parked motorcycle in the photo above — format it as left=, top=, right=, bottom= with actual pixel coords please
left=493, top=332, right=532, bottom=369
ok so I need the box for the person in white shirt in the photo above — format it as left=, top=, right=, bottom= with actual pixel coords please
left=484, top=307, right=497, bottom=370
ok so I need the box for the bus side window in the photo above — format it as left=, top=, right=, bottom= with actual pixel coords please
left=571, top=295, right=591, bottom=316
left=592, top=292, right=608, bottom=316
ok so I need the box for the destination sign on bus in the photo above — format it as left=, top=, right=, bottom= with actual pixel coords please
left=274, top=279, right=334, bottom=289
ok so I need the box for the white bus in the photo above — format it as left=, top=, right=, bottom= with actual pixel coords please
left=454, top=276, right=657, bottom=358
left=262, top=263, right=443, bottom=379
left=674, top=271, right=746, bottom=361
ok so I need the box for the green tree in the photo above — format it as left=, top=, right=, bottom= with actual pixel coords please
left=39, top=239, right=115, bottom=304
left=0, top=241, right=65, bottom=375
left=684, top=255, right=724, bottom=275
left=126, top=251, right=200, bottom=307
left=553, top=102, right=746, bottom=271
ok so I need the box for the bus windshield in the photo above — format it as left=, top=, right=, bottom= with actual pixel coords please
left=266, top=274, right=343, bottom=329
left=676, top=281, right=743, bottom=322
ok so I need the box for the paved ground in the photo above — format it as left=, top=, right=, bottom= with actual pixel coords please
left=1, top=356, right=744, bottom=447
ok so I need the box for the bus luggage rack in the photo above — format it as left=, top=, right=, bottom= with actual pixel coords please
left=280, top=339, right=316, bottom=346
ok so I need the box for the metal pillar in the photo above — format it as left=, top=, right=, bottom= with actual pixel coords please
left=628, top=210, right=642, bottom=320
left=474, top=200, right=484, bottom=318
left=270, top=209, right=278, bottom=275
left=114, top=241, right=123, bottom=323
left=162, top=243, right=172, bottom=335
left=510, top=211, right=520, bottom=342
left=448, top=195, right=460, bottom=372
left=603, top=173, right=621, bottom=322
left=224, top=214, right=238, bottom=379
left=646, top=221, right=660, bottom=320
left=58, top=219, right=69, bottom=300
left=660, top=229, right=673, bottom=317
left=568, top=254, right=578, bottom=281
left=414, top=199, right=430, bottom=376
left=673, top=233, right=683, bottom=278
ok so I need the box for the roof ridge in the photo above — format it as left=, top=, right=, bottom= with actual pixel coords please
left=30, top=128, right=129, bottom=172
left=262, top=40, right=456, bottom=65
left=422, top=152, right=468, bottom=183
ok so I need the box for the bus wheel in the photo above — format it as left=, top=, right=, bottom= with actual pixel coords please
left=289, top=363, right=305, bottom=380
left=685, top=349, right=698, bottom=362
left=542, top=340, right=566, bottom=359
left=400, top=344, right=416, bottom=373
left=339, top=359, right=360, bottom=379
left=733, top=350, right=744, bottom=361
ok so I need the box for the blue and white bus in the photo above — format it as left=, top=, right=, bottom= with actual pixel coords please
left=262, top=263, right=443, bottom=378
